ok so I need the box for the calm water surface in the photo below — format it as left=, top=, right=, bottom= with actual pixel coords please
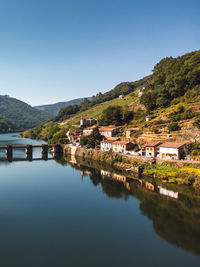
left=0, top=133, right=200, bottom=267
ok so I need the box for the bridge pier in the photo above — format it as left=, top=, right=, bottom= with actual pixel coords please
left=51, top=145, right=63, bottom=154
left=6, top=146, right=13, bottom=161
left=26, top=145, right=33, bottom=155
left=25, top=153, right=32, bottom=161
left=41, top=144, right=48, bottom=154
left=41, top=145, right=48, bottom=160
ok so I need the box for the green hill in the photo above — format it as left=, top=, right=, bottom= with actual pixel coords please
left=21, top=50, right=200, bottom=144
left=0, top=95, right=51, bottom=133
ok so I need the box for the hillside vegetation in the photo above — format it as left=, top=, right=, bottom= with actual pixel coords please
left=141, top=50, right=200, bottom=111
left=0, top=95, right=51, bottom=133
left=21, top=50, right=200, bottom=145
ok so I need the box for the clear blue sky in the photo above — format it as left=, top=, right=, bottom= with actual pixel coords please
left=0, top=0, right=199, bottom=106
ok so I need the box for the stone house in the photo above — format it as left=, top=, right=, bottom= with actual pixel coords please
left=80, top=117, right=97, bottom=127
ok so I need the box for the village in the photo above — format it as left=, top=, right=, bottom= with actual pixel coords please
left=67, top=115, right=188, bottom=161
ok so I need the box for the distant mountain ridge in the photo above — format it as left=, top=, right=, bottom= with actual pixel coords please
left=34, top=98, right=91, bottom=116
left=0, top=95, right=51, bottom=133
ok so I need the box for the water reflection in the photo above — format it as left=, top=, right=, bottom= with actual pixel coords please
left=61, top=153, right=200, bottom=255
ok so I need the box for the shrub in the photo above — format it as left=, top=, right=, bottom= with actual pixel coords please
left=168, top=122, right=180, bottom=131
left=193, top=118, right=200, bottom=129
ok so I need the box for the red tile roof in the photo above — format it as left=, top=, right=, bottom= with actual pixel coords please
left=101, top=140, right=115, bottom=144
left=159, top=142, right=186, bottom=149
left=126, top=127, right=139, bottom=131
left=83, top=125, right=97, bottom=130
left=113, top=141, right=132, bottom=145
left=142, top=142, right=162, bottom=148
left=105, top=137, right=120, bottom=141
left=99, top=127, right=117, bottom=131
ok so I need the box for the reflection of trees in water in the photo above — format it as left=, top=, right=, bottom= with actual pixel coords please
left=89, top=172, right=101, bottom=186
left=100, top=179, right=129, bottom=200
left=132, top=183, right=200, bottom=255
left=58, top=155, right=200, bottom=255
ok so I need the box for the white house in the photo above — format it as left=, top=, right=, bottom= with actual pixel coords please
left=100, top=140, right=114, bottom=151
left=158, top=142, right=185, bottom=160
left=146, top=115, right=151, bottom=122
left=82, top=125, right=96, bottom=136
left=138, top=89, right=143, bottom=96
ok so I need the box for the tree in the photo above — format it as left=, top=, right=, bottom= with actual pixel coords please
left=168, top=122, right=180, bottom=131
left=100, top=105, right=123, bottom=126
left=140, top=91, right=156, bottom=112
left=88, top=127, right=103, bottom=148
left=80, top=136, right=89, bottom=147
left=184, top=143, right=193, bottom=160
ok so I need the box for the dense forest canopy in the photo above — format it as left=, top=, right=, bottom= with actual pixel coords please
left=140, top=50, right=200, bottom=111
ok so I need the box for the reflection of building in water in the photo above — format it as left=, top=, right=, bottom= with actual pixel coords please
left=158, top=186, right=178, bottom=199
left=101, top=170, right=112, bottom=177
left=145, top=182, right=155, bottom=191
left=101, top=170, right=126, bottom=184
left=112, top=173, right=126, bottom=183
left=70, top=155, right=78, bottom=165
left=125, top=182, right=131, bottom=191
left=80, top=170, right=91, bottom=178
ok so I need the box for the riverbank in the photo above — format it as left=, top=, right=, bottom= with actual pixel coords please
left=63, top=145, right=200, bottom=187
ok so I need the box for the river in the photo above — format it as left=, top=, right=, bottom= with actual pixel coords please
left=0, top=133, right=200, bottom=267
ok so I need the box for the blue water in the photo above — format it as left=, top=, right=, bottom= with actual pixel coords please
left=0, top=133, right=199, bottom=267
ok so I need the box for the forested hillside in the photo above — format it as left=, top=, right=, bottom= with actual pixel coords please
left=0, top=95, right=51, bottom=133
left=140, top=50, right=200, bottom=111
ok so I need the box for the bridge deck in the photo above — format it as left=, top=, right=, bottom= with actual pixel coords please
left=0, top=144, right=56, bottom=149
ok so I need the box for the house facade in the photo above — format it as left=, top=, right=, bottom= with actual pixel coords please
left=125, top=127, right=139, bottom=139
left=100, top=140, right=114, bottom=151
left=99, top=127, right=118, bottom=137
left=158, top=142, right=185, bottom=160
left=82, top=125, right=96, bottom=136
left=112, top=141, right=134, bottom=153
left=80, top=117, right=97, bottom=127
left=142, top=142, right=161, bottom=157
